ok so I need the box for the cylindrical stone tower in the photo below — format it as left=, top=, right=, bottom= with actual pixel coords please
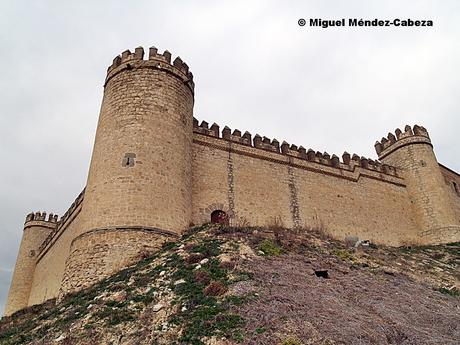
left=60, top=46, right=195, bottom=293
left=375, top=125, right=460, bottom=243
left=4, top=212, right=57, bottom=315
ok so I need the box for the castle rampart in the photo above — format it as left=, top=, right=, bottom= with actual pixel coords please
left=4, top=213, right=57, bottom=315
left=4, top=46, right=460, bottom=316
left=375, top=126, right=460, bottom=243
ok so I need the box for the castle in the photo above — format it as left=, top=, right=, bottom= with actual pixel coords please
left=4, top=46, right=460, bottom=316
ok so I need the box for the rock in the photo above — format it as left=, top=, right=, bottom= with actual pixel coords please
left=54, top=334, right=66, bottom=342
left=200, top=258, right=209, bottom=265
left=306, top=268, right=316, bottom=276
left=383, top=268, right=397, bottom=276
left=174, top=279, right=186, bottom=285
left=111, top=290, right=127, bottom=302
left=179, top=244, right=185, bottom=249
left=94, top=292, right=108, bottom=301
left=181, top=306, right=187, bottom=312
left=152, top=303, right=164, bottom=312
left=258, top=250, right=265, bottom=255
left=195, top=264, right=202, bottom=270
left=159, top=270, right=166, bottom=276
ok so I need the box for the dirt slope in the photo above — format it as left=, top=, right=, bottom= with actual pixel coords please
left=0, top=224, right=458, bottom=345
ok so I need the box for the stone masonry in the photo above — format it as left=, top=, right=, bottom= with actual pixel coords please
left=4, top=46, right=460, bottom=316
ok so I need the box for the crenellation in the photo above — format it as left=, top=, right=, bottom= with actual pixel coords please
left=25, top=211, right=58, bottom=224
left=242, top=131, right=252, bottom=144
left=162, top=50, right=172, bottom=63
left=134, top=46, right=144, bottom=60
left=210, top=123, right=220, bottom=137
left=360, top=157, right=369, bottom=169
left=121, top=49, right=131, bottom=60
left=222, top=126, right=231, bottom=139
left=5, top=45, right=459, bottom=317
left=281, top=141, right=290, bottom=154
left=331, top=154, right=340, bottom=167
left=148, top=46, right=158, bottom=59
left=253, top=134, right=262, bottom=148
left=173, top=56, right=183, bottom=68
left=106, top=46, right=195, bottom=92
left=190, top=120, right=395, bottom=176
left=375, top=125, right=431, bottom=158
left=233, top=129, right=242, bottom=138
left=298, top=146, right=306, bottom=158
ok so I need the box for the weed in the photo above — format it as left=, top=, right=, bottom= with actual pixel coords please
left=164, top=237, right=245, bottom=343
left=259, top=239, right=282, bottom=256
left=331, top=249, right=355, bottom=262
left=190, top=239, right=222, bottom=257
left=161, top=241, right=177, bottom=250
left=437, top=287, right=459, bottom=297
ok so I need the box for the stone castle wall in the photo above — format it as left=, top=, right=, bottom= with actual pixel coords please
left=59, top=228, right=175, bottom=295
left=439, top=164, right=460, bottom=232
left=19, top=124, right=459, bottom=313
left=3, top=215, right=56, bottom=315
left=28, top=196, right=83, bottom=306
left=191, top=123, right=418, bottom=245
left=5, top=46, right=460, bottom=316
left=78, top=47, right=194, bottom=237
left=375, top=126, right=460, bottom=244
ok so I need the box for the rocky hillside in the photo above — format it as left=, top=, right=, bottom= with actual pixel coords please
left=0, top=224, right=459, bottom=345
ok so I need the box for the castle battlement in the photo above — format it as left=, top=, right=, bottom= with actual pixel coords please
left=193, top=117, right=399, bottom=178
left=37, top=188, right=85, bottom=257
left=25, top=212, right=58, bottom=224
left=5, top=45, right=460, bottom=317
left=375, top=125, right=431, bottom=159
left=105, top=46, right=194, bottom=92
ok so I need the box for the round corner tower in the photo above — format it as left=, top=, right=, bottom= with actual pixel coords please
left=5, top=212, right=57, bottom=315
left=375, top=125, right=460, bottom=244
left=61, top=46, right=195, bottom=293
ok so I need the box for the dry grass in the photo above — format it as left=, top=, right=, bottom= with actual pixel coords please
left=204, top=281, right=228, bottom=296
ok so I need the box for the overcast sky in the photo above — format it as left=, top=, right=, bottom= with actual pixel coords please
left=1, top=0, right=459, bottom=314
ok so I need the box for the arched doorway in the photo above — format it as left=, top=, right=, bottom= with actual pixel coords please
left=211, top=210, right=229, bottom=225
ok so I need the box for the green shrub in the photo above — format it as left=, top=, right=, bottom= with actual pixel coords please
left=259, top=239, right=282, bottom=256
left=437, top=287, right=459, bottom=297
left=331, top=249, right=355, bottom=262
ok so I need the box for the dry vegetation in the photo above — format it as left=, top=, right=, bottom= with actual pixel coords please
left=0, top=224, right=458, bottom=344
